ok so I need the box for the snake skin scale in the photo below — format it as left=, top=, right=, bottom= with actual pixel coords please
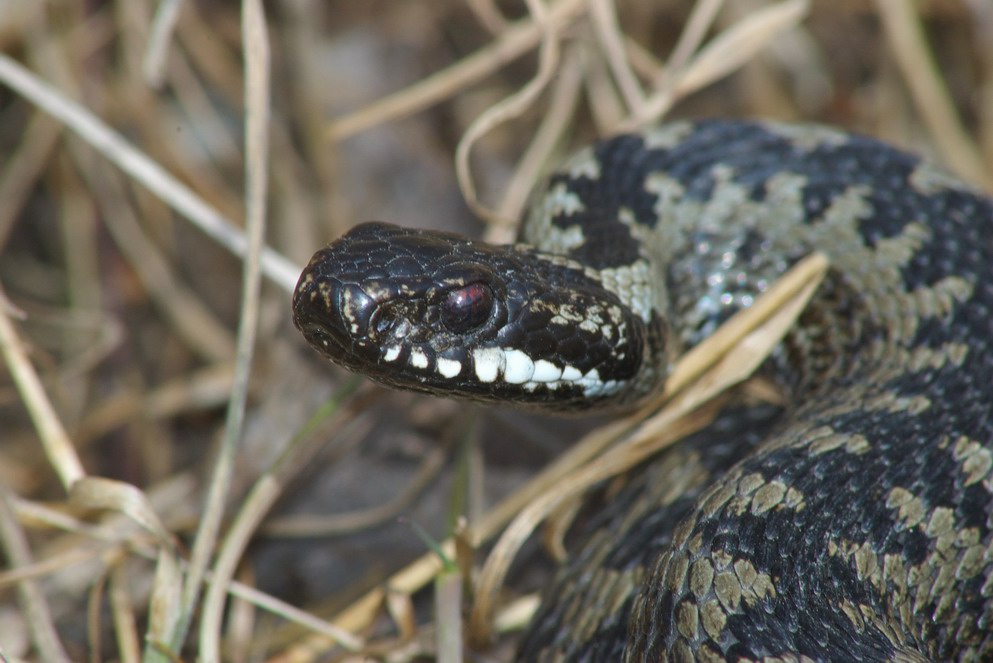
left=292, top=120, right=993, bottom=661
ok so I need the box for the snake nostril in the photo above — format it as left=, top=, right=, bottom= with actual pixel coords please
left=370, top=306, right=412, bottom=341
left=371, top=308, right=395, bottom=336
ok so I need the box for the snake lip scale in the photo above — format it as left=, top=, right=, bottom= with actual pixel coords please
left=293, top=120, right=993, bottom=661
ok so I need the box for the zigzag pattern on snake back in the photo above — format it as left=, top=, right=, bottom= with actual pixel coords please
left=292, top=120, right=993, bottom=661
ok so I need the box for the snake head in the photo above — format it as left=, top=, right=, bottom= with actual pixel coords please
left=293, top=222, right=662, bottom=410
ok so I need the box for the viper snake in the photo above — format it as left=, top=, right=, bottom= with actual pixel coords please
left=292, top=120, right=993, bottom=661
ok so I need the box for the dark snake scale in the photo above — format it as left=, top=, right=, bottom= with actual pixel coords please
left=292, top=120, right=993, bottom=661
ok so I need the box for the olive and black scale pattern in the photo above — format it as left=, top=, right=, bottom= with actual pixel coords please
left=292, top=120, right=993, bottom=661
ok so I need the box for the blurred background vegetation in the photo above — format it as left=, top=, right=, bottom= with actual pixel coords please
left=0, top=1, right=990, bottom=661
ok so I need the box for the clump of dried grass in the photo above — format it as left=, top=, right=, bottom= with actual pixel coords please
left=0, top=1, right=989, bottom=662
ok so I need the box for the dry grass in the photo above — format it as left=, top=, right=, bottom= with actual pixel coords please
left=0, top=1, right=990, bottom=662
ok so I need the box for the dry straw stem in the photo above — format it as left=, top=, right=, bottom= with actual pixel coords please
left=306, top=251, right=828, bottom=658
left=226, top=576, right=257, bottom=663
left=179, top=364, right=365, bottom=650
left=487, top=44, right=584, bottom=242
left=584, top=40, right=630, bottom=133
left=386, top=588, right=419, bottom=643
left=9, top=478, right=365, bottom=655
left=196, top=384, right=369, bottom=659
left=87, top=571, right=109, bottom=663
left=181, top=369, right=366, bottom=652
left=221, top=574, right=367, bottom=653
left=625, top=0, right=811, bottom=129
left=493, top=593, right=543, bottom=635
left=0, top=485, right=72, bottom=663
left=142, top=0, right=185, bottom=88
left=260, top=444, right=446, bottom=537
left=0, top=113, right=61, bottom=248
left=76, top=362, right=236, bottom=445
left=0, top=542, right=110, bottom=593
left=455, top=0, right=562, bottom=225
left=188, top=2, right=272, bottom=661
left=590, top=0, right=645, bottom=108
left=659, top=0, right=725, bottom=88
left=875, top=0, right=992, bottom=189
left=76, top=145, right=236, bottom=363
left=588, top=0, right=645, bottom=112
left=325, top=0, right=588, bottom=142
left=465, top=0, right=509, bottom=34
left=109, top=563, right=142, bottom=663
left=0, top=53, right=300, bottom=292
left=67, top=478, right=174, bottom=549
left=465, top=0, right=810, bottom=227
left=0, top=288, right=84, bottom=489
left=435, top=567, right=464, bottom=663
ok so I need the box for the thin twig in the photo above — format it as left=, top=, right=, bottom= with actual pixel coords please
left=455, top=0, right=562, bottom=224
left=189, top=1, right=273, bottom=659
left=587, top=0, right=645, bottom=114
left=875, top=0, right=991, bottom=188
left=0, top=286, right=85, bottom=490
left=626, top=0, right=810, bottom=129
left=0, top=484, right=72, bottom=663
left=143, top=0, right=186, bottom=87
left=0, top=113, right=61, bottom=249
left=488, top=44, right=585, bottom=242
left=326, top=0, right=587, bottom=142
left=0, top=53, right=300, bottom=292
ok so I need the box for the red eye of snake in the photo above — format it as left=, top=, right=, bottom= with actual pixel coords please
left=441, top=283, right=493, bottom=332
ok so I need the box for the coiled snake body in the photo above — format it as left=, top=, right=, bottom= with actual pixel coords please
left=293, top=120, right=993, bottom=661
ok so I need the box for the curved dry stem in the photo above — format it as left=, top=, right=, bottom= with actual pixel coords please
left=0, top=53, right=300, bottom=292
left=626, top=0, right=811, bottom=129
left=455, top=0, right=563, bottom=225
left=260, top=446, right=446, bottom=538
left=0, top=484, right=72, bottom=663
left=0, top=287, right=85, bottom=490
left=466, top=395, right=728, bottom=646
left=326, top=0, right=587, bottom=142
left=875, top=0, right=991, bottom=189
left=193, top=2, right=272, bottom=659
left=142, top=0, right=184, bottom=88
left=488, top=45, right=585, bottom=242
left=588, top=0, right=645, bottom=114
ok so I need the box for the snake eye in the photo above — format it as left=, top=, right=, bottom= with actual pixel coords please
left=441, top=283, right=493, bottom=332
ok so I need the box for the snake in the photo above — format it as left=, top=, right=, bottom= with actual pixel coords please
left=291, top=120, right=993, bottom=661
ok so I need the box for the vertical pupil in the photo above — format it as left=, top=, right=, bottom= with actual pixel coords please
left=443, top=283, right=492, bottom=330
